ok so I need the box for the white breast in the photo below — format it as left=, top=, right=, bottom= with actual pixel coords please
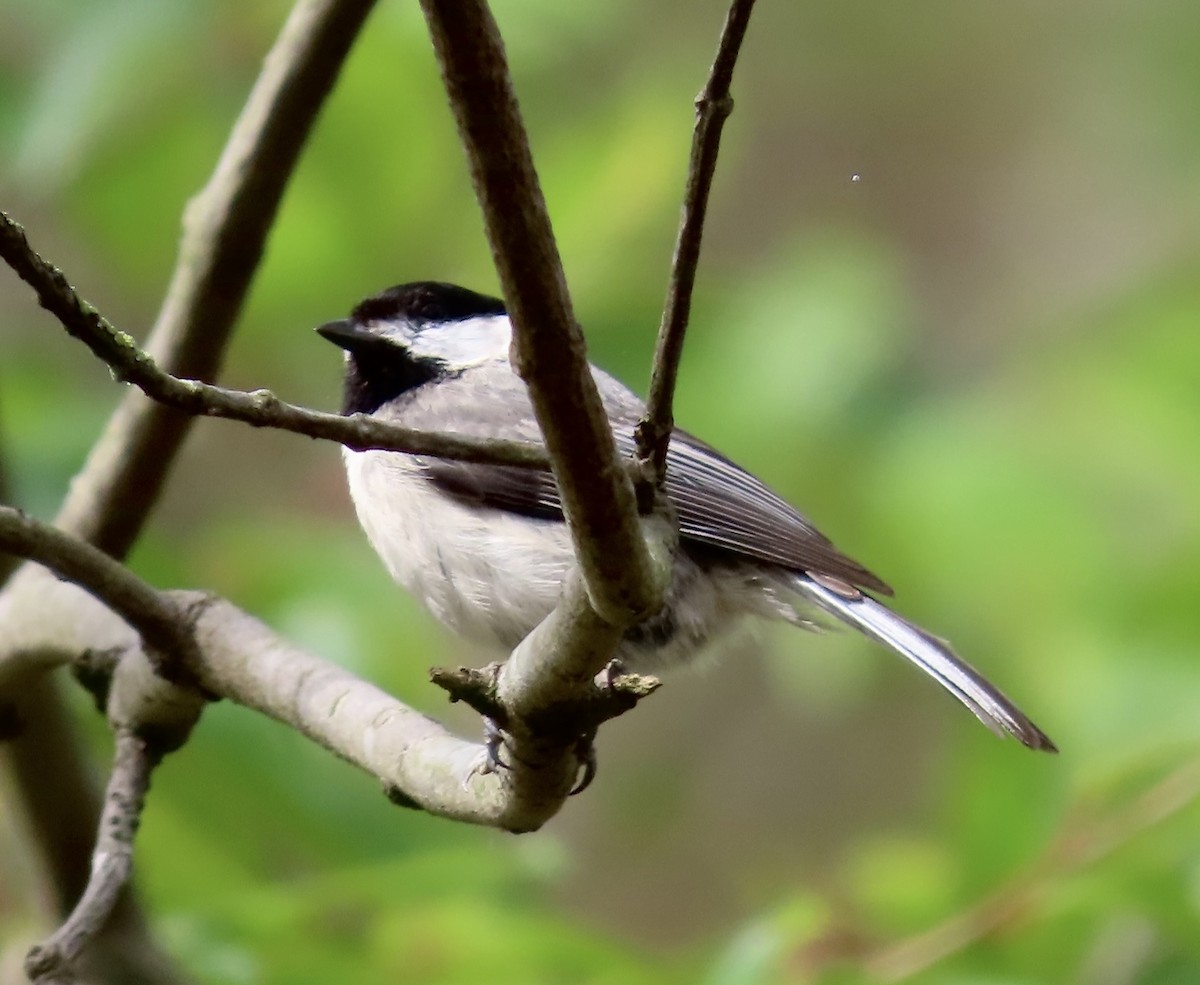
left=344, top=448, right=574, bottom=651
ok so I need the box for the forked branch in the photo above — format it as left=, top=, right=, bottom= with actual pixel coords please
left=0, top=506, right=657, bottom=832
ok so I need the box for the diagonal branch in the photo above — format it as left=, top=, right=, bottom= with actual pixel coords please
left=53, top=0, right=379, bottom=557
left=0, top=210, right=547, bottom=469
left=419, top=0, right=668, bottom=628
left=0, top=509, right=190, bottom=667
left=637, top=0, right=758, bottom=481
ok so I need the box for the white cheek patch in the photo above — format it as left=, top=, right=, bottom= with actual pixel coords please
left=373, top=315, right=512, bottom=367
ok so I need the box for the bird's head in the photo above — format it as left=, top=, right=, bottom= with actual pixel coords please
left=317, top=281, right=510, bottom=414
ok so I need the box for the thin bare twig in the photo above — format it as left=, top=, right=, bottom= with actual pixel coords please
left=25, top=731, right=160, bottom=985
left=419, top=0, right=667, bottom=626
left=0, top=211, right=547, bottom=469
left=637, top=0, right=758, bottom=482
left=862, top=756, right=1200, bottom=982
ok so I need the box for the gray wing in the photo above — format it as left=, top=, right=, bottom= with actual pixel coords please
left=420, top=425, right=892, bottom=595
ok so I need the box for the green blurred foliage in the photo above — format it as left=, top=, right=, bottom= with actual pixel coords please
left=3, top=1, right=1200, bottom=983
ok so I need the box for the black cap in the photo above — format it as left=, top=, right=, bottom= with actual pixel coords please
left=350, top=282, right=506, bottom=325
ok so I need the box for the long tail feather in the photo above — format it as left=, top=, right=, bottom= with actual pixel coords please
left=793, top=575, right=1057, bottom=752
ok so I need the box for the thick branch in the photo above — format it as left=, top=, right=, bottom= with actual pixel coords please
left=0, top=507, right=646, bottom=832
left=0, top=211, right=547, bottom=469
left=181, top=593, right=572, bottom=829
left=638, top=0, right=757, bottom=480
left=53, top=0, right=378, bottom=557
left=419, top=0, right=666, bottom=625
left=25, top=731, right=161, bottom=985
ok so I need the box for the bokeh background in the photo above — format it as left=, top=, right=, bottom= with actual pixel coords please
left=3, top=1, right=1200, bottom=982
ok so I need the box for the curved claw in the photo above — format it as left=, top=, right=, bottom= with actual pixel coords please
left=482, top=718, right=599, bottom=794
left=482, top=716, right=510, bottom=773
left=569, top=730, right=599, bottom=795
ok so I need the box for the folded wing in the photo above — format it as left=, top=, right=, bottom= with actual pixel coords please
left=421, top=425, right=891, bottom=594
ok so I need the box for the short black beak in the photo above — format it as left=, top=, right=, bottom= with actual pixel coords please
left=316, top=319, right=372, bottom=351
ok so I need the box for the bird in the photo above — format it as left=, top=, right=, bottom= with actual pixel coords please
left=317, top=280, right=1057, bottom=765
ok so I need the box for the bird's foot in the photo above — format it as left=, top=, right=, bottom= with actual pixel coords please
left=477, top=696, right=607, bottom=794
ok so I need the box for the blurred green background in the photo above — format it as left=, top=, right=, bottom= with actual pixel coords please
left=3, top=1, right=1200, bottom=983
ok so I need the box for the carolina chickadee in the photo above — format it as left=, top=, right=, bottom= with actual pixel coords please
left=318, top=281, right=1055, bottom=753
